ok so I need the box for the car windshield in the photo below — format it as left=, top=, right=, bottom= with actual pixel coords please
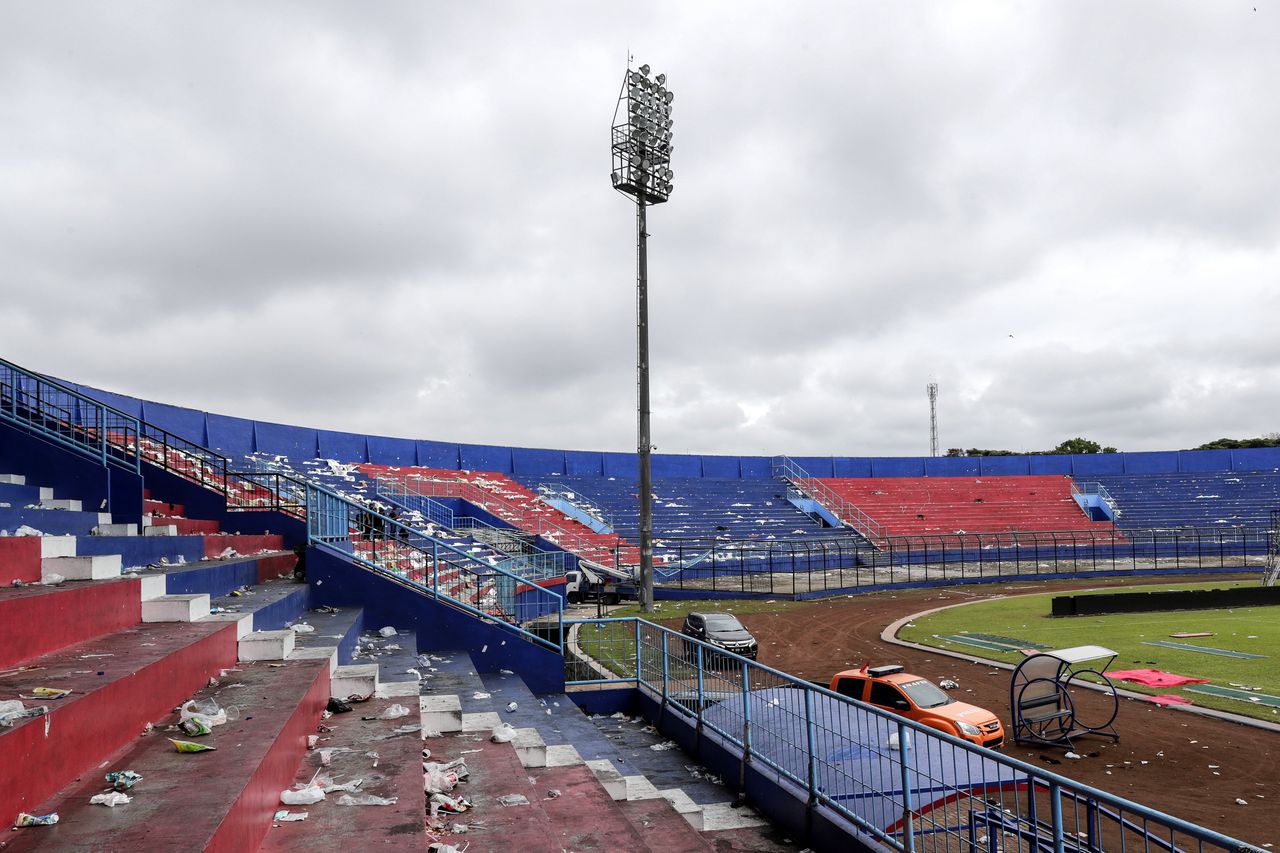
left=900, top=679, right=954, bottom=709
left=702, top=614, right=745, bottom=631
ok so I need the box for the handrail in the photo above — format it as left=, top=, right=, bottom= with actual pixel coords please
left=381, top=472, right=634, bottom=569
left=535, top=481, right=615, bottom=529
left=565, top=617, right=1260, bottom=853
left=0, top=357, right=561, bottom=651
left=1072, top=480, right=1120, bottom=517
left=771, top=455, right=884, bottom=539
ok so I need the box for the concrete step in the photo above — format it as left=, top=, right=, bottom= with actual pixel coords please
left=0, top=619, right=238, bottom=818
left=258, top=697, right=427, bottom=852
left=143, top=523, right=179, bottom=536
left=38, top=497, right=82, bottom=511
left=0, top=473, right=26, bottom=484
left=330, top=662, right=379, bottom=699
left=0, top=507, right=112, bottom=536
left=512, top=725, right=547, bottom=768
left=0, top=575, right=143, bottom=670
left=92, top=522, right=138, bottom=536
left=42, top=553, right=122, bottom=581
left=240, top=629, right=297, bottom=661
left=141, top=592, right=211, bottom=623
left=40, top=535, right=76, bottom=558
left=3, top=657, right=329, bottom=852
left=420, top=693, right=463, bottom=734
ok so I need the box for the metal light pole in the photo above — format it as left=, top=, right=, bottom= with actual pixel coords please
left=611, top=62, right=675, bottom=614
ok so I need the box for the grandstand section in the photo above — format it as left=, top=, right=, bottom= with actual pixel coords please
left=1089, top=470, right=1280, bottom=530
left=813, top=475, right=1115, bottom=538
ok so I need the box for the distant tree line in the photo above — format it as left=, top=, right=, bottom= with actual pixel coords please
left=946, top=438, right=1117, bottom=457
left=945, top=434, right=1280, bottom=457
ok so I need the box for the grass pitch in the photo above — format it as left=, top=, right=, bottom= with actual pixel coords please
left=896, top=580, right=1280, bottom=721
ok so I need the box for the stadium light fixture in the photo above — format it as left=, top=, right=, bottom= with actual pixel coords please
left=610, top=60, right=675, bottom=613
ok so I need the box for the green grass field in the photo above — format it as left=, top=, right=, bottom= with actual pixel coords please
left=897, top=580, right=1280, bottom=721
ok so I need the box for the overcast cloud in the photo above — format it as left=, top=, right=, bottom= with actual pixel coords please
left=3, top=1, right=1278, bottom=459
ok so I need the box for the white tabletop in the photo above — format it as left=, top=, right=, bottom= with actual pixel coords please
left=1046, top=645, right=1117, bottom=664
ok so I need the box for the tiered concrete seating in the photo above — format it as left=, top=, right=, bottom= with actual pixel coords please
left=816, top=475, right=1115, bottom=539
left=1090, top=470, right=1280, bottom=529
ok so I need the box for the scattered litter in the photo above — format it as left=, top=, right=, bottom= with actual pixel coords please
left=0, top=702, right=49, bottom=726
left=473, top=692, right=491, bottom=700
left=939, top=679, right=960, bottom=690
left=291, top=623, right=315, bottom=634
left=428, top=843, right=469, bottom=853
left=273, top=810, right=309, bottom=822
left=375, top=704, right=410, bottom=720
left=180, top=697, right=227, bottom=729
left=546, top=789, right=562, bottom=799
left=14, top=812, right=59, bottom=827
left=496, top=794, right=530, bottom=807
left=169, top=738, right=217, bottom=753
left=499, top=669, right=514, bottom=675
left=281, top=787, right=325, bottom=805
left=105, top=770, right=142, bottom=791
left=1170, top=632, right=1214, bottom=638
left=378, top=626, right=398, bottom=638
left=649, top=741, right=678, bottom=752
left=382, top=724, right=421, bottom=738
left=29, top=687, right=72, bottom=699
left=89, top=792, right=132, bottom=808
left=506, top=701, right=518, bottom=712
left=41, top=573, right=65, bottom=586
left=1065, top=752, right=1082, bottom=760
left=430, top=793, right=472, bottom=815
left=888, top=732, right=911, bottom=751
left=1235, top=798, right=1249, bottom=806
left=490, top=723, right=517, bottom=743
left=337, top=793, right=398, bottom=806
left=326, top=698, right=353, bottom=714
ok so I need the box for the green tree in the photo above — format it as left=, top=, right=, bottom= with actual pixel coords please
left=1048, top=437, right=1117, bottom=455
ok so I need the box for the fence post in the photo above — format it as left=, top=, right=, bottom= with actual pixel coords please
left=738, top=658, right=752, bottom=799
left=897, top=720, right=915, bottom=853
left=1049, top=780, right=1065, bottom=853
left=803, top=686, right=818, bottom=808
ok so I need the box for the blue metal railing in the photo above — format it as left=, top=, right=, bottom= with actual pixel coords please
left=772, top=454, right=884, bottom=539
left=565, top=617, right=1261, bottom=853
left=1073, top=481, right=1120, bottom=518
left=535, top=481, right=615, bottom=532
left=307, top=483, right=562, bottom=651
left=374, top=473, right=566, bottom=580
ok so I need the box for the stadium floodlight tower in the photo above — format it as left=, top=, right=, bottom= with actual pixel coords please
left=611, top=62, right=674, bottom=614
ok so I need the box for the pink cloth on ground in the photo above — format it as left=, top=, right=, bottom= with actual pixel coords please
left=1104, top=669, right=1210, bottom=687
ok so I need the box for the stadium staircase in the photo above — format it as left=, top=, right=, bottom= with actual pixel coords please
left=0, top=463, right=794, bottom=851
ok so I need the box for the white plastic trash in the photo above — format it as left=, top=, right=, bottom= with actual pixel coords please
left=376, top=704, right=411, bottom=720
left=290, top=623, right=315, bottom=634
left=89, top=792, right=132, bottom=808
left=280, top=787, right=325, bottom=805
left=378, top=626, right=397, bottom=638
left=490, top=723, right=517, bottom=743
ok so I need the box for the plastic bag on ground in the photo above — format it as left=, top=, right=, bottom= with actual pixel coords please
left=424, top=762, right=463, bottom=794
left=273, top=810, right=309, bottom=822
left=376, top=704, right=410, bottom=720
left=0, top=700, right=25, bottom=725
left=429, top=793, right=472, bottom=816
left=280, top=787, right=325, bottom=805
left=336, top=793, right=398, bottom=806
left=169, top=738, right=217, bottom=753
left=490, top=723, right=516, bottom=743
left=180, top=697, right=227, bottom=728
left=496, top=794, right=530, bottom=807
left=378, top=626, right=397, bottom=637
left=105, top=770, right=142, bottom=791
left=41, top=573, right=65, bottom=586
left=89, top=792, right=132, bottom=808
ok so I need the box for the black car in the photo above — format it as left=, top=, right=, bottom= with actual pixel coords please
left=680, top=612, right=758, bottom=662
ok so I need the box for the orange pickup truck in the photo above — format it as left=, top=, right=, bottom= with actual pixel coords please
left=830, top=664, right=1005, bottom=749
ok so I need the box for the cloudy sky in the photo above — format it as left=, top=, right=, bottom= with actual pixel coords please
left=3, top=2, right=1278, bottom=459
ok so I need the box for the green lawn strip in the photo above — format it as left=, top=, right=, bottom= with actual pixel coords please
left=574, top=620, right=640, bottom=679
left=897, top=582, right=1279, bottom=721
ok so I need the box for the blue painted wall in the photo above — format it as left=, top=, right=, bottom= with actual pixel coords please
left=57, top=378, right=1280, bottom=482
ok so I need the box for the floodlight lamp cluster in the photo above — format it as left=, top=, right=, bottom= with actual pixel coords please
left=611, top=63, right=674, bottom=203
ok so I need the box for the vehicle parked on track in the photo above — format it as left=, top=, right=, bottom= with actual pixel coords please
left=829, top=664, right=1004, bottom=748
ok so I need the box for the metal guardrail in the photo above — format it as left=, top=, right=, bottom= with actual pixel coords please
left=565, top=617, right=1261, bottom=853
left=307, top=486, right=562, bottom=650
left=0, top=357, right=562, bottom=650
left=651, top=527, right=1270, bottom=596
left=535, top=481, right=615, bottom=530
left=1072, top=481, right=1120, bottom=518
left=374, top=474, right=566, bottom=580
left=378, top=471, right=634, bottom=568
left=771, top=455, right=884, bottom=539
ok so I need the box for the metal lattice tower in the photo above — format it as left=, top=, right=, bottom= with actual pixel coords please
left=927, top=382, right=939, bottom=457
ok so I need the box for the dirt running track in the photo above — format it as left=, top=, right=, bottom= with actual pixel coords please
left=662, top=574, right=1277, bottom=848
